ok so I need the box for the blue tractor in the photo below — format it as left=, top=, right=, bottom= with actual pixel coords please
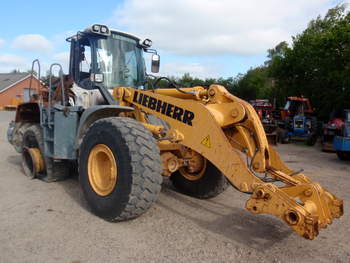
left=278, top=96, right=318, bottom=145
left=333, top=109, right=350, bottom=161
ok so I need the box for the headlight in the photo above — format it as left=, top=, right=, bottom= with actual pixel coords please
left=142, top=39, right=152, bottom=47
left=92, top=24, right=100, bottom=32
left=100, top=26, right=108, bottom=34
left=88, top=24, right=110, bottom=36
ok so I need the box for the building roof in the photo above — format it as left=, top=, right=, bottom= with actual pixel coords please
left=0, top=73, right=31, bottom=93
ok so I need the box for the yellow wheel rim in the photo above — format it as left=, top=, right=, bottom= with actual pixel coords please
left=179, top=158, right=206, bottom=181
left=88, top=144, right=117, bottom=196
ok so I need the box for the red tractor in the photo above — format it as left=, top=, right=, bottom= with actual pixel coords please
left=249, top=99, right=278, bottom=144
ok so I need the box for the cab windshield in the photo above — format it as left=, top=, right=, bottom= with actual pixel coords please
left=93, top=32, right=146, bottom=88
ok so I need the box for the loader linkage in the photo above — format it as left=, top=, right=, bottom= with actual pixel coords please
left=114, top=84, right=343, bottom=239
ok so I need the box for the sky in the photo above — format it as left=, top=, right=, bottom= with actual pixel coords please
left=0, top=0, right=348, bottom=79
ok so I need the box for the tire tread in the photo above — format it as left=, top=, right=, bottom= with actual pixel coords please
left=80, top=117, right=162, bottom=221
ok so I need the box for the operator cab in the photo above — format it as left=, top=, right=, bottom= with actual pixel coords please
left=67, top=24, right=160, bottom=92
left=283, top=97, right=313, bottom=116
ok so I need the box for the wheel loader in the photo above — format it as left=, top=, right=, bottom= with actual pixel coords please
left=8, top=24, right=343, bottom=240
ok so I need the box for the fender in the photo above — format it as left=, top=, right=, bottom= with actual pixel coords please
left=75, top=105, right=134, bottom=149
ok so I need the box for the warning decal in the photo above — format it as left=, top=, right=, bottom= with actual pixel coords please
left=201, top=135, right=211, bottom=148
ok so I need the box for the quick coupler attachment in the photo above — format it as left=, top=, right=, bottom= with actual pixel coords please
left=245, top=181, right=343, bottom=239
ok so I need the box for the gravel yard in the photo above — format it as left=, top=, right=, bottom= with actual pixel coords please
left=0, top=111, right=349, bottom=263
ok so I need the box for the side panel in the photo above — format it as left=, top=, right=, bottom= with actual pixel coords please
left=333, top=136, right=350, bottom=151
left=53, top=111, right=79, bottom=159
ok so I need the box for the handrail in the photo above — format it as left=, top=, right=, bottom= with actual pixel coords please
left=48, top=63, right=65, bottom=108
left=48, top=63, right=65, bottom=127
left=29, top=59, right=41, bottom=101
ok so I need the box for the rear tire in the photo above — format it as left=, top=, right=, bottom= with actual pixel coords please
left=279, top=129, right=290, bottom=144
left=306, top=135, right=318, bottom=146
left=79, top=117, right=162, bottom=221
left=170, top=160, right=228, bottom=199
left=336, top=151, right=350, bottom=161
left=22, top=125, right=43, bottom=179
left=306, top=117, right=318, bottom=146
left=22, top=124, right=69, bottom=181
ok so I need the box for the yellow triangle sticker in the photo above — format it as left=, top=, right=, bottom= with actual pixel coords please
left=201, top=135, right=211, bottom=148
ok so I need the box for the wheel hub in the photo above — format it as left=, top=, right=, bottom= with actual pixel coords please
left=88, top=144, right=117, bottom=196
left=180, top=153, right=206, bottom=181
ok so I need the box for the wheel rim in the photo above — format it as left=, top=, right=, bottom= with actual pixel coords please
left=22, top=147, right=44, bottom=178
left=179, top=157, right=206, bottom=181
left=88, top=144, right=117, bottom=196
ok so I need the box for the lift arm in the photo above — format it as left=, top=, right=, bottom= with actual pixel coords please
left=113, top=84, right=343, bottom=239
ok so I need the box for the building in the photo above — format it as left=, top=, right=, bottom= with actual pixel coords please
left=0, top=73, right=45, bottom=108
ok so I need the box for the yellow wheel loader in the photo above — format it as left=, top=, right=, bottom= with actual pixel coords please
left=8, top=24, right=343, bottom=240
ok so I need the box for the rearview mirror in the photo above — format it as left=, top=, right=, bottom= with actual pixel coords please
left=151, top=54, right=160, bottom=73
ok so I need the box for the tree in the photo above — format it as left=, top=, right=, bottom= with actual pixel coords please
left=265, top=41, right=289, bottom=66
left=268, top=4, right=350, bottom=120
left=233, top=66, right=273, bottom=101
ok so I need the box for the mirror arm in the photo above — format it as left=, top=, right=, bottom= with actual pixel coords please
left=144, top=48, right=158, bottom=54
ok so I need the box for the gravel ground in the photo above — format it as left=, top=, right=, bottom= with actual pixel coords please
left=0, top=111, right=349, bottom=263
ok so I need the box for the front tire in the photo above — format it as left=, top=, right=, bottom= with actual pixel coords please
left=79, top=117, right=162, bottom=221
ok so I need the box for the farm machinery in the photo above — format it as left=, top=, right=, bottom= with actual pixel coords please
left=7, top=24, right=343, bottom=240
left=333, top=109, right=350, bottom=160
left=278, top=96, right=318, bottom=145
left=249, top=99, right=278, bottom=144
left=322, top=111, right=346, bottom=152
